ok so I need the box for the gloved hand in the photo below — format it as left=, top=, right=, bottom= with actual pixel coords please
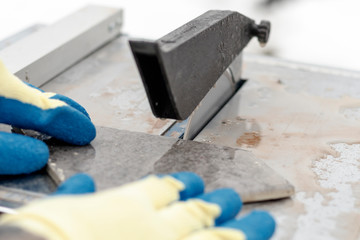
left=0, top=60, right=96, bottom=175
left=0, top=172, right=276, bottom=240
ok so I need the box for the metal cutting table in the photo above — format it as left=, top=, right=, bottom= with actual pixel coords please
left=0, top=5, right=359, bottom=240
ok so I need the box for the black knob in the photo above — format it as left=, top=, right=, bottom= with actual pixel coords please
left=252, top=20, right=271, bottom=47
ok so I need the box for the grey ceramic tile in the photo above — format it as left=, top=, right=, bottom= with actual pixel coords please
left=48, top=126, right=294, bottom=203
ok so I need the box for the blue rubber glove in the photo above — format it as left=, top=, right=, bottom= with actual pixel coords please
left=52, top=173, right=97, bottom=196
left=1, top=172, right=276, bottom=240
left=0, top=60, right=96, bottom=175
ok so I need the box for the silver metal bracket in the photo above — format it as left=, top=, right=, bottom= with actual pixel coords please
left=0, top=5, right=123, bottom=87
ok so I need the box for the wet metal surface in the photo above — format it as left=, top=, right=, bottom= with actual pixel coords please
left=47, top=126, right=294, bottom=203
left=195, top=54, right=360, bottom=239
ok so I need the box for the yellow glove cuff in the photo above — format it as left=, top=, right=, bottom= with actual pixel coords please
left=0, top=60, right=65, bottom=110
left=0, top=176, right=187, bottom=240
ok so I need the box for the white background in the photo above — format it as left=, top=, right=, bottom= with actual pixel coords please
left=0, top=0, right=359, bottom=71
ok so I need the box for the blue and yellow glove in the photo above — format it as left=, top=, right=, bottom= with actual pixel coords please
left=0, top=172, right=276, bottom=240
left=0, top=60, right=96, bottom=175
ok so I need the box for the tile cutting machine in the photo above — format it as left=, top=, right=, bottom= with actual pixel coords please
left=1, top=5, right=359, bottom=239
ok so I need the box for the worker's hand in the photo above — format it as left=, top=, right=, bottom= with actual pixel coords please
left=0, top=172, right=276, bottom=240
left=0, top=60, right=96, bottom=175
